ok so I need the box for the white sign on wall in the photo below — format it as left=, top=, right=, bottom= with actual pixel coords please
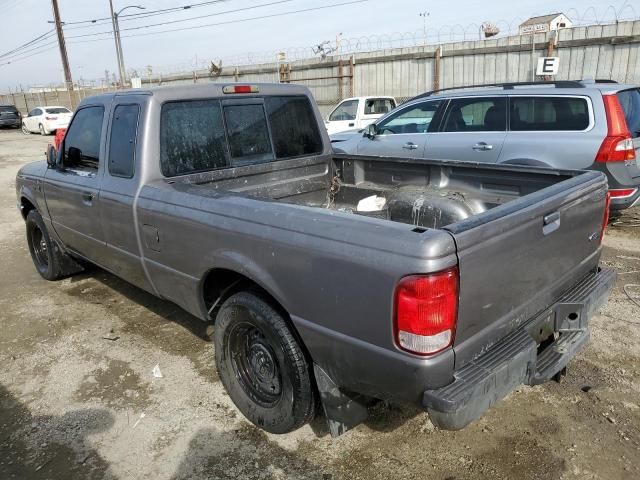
left=130, top=77, right=142, bottom=88
left=536, top=57, right=560, bottom=76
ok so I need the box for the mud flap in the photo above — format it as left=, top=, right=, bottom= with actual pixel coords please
left=313, top=364, right=369, bottom=437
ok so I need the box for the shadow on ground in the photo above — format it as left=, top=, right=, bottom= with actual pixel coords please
left=0, top=384, right=116, bottom=480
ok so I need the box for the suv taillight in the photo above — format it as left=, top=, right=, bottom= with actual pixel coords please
left=596, top=95, right=636, bottom=163
left=394, top=268, right=459, bottom=356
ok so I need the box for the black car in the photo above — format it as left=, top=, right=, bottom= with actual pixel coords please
left=0, top=104, right=22, bottom=128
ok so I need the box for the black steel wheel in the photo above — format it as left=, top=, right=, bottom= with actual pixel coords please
left=25, top=210, right=81, bottom=280
left=215, top=291, right=317, bottom=434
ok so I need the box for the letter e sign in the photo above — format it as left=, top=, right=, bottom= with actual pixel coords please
left=536, top=57, right=560, bottom=76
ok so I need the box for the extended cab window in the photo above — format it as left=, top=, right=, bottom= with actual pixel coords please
left=160, top=100, right=228, bottom=176
left=376, top=100, right=442, bottom=134
left=329, top=99, right=358, bottom=121
left=510, top=97, right=589, bottom=131
left=223, top=104, right=274, bottom=166
left=109, top=104, right=139, bottom=178
left=265, top=96, right=322, bottom=159
left=63, top=106, right=105, bottom=171
left=442, top=97, right=506, bottom=132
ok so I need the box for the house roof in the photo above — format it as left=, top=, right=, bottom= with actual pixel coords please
left=519, top=13, right=564, bottom=27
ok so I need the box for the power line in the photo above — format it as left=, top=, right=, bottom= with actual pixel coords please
left=0, top=30, right=56, bottom=60
left=66, top=0, right=295, bottom=39
left=57, top=0, right=234, bottom=27
left=66, top=0, right=368, bottom=42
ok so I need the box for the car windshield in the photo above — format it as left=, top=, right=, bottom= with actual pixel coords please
left=0, top=106, right=18, bottom=113
left=45, top=107, right=71, bottom=114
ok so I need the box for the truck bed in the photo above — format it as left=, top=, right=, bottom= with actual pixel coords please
left=165, top=153, right=607, bottom=373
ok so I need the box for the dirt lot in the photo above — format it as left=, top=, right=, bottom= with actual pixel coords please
left=0, top=128, right=639, bottom=480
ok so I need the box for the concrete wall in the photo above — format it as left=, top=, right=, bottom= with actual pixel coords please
left=3, top=20, right=640, bottom=117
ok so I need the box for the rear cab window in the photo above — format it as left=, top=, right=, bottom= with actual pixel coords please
left=509, top=97, right=590, bottom=131
left=617, top=89, right=640, bottom=138
left=160, top=95, right=323, bottom=177
left=364, top=98, right=395, bottom=115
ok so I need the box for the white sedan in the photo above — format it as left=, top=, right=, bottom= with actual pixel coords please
left=22, top=106, right=73, bottom=135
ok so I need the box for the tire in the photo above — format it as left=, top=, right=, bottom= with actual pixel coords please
left=25, top=210, right=79, bottom=280
left=21, top=123, right=30, bottom=135
left=214, top=291, right=317, bottom=434
left=39, top=124, right=47, bottom=135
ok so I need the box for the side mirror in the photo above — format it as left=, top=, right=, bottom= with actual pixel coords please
left=46, top=145, right=57, bottom=168
left=363, top=123, right=377, bottom=139
left=67, top=146, right=81, bottom=166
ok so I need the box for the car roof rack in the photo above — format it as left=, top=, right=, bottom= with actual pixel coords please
left=580, top=78, right=618, bottom=84
left=408, top=80, right=586, bottom=102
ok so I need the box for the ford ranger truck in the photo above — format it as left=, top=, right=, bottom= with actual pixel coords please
left=16, top=83, right=615, bottom=437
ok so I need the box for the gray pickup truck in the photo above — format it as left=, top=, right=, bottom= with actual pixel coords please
left=16, top=83, right=615, bottom=437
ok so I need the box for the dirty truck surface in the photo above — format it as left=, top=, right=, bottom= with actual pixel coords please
left=1, top=130, right=640, bottom=479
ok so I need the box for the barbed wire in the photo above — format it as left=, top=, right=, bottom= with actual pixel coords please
left=131, top=2, right=640, bottom=77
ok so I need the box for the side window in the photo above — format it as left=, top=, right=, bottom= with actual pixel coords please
left=442, top=97, right=506, bottom=132
left=510, top=97, right=590, bottom=131
left=364, top=98, right=395, bottom=115
left=376, top=100, right=443, bottom=134
left=63, top=106, right=105, bottom=171
left=160, top=100, right=228, bottom=177
left=223, top=104, right=273, bottom=166
left=265, top=96, right=323, bottom=159
left=28, top=109, right=39, bottom=117
left=108, top=104, right=139, bottom=178
left=329, top=99, right=358, bottom=121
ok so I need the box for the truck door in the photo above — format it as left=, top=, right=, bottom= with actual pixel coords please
left=356, top=99, right=444, bottom=158
left=326, top=99, right=359, bottom=135
left=44, top=104, right=107, bottom=262
left=99, top=99, right=153, bottom=292
left=426, top=96, right=507, bottom=162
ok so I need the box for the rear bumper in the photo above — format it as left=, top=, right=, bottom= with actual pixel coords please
left=0, top=118, right=20, bottom=127
left=422, top=267, right=616, bottom=430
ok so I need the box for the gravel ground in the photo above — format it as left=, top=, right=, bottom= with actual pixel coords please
left=1, top=128, right=639, bottom=480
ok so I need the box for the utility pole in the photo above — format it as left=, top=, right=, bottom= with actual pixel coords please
left=419, top=11, right=429, bottom=45
left=108, top=0, right=125, bottom=87
left=51, top=0, right=73, bottom=90
left=109, top=2, right=145, bottom=87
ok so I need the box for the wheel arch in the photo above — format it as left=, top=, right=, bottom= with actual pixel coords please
left=20, top=195, right=37, bottom=220
left=200, top=266, right=313, bottom=361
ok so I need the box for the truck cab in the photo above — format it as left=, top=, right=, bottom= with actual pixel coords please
left=325, top=96, right=396, bottom=135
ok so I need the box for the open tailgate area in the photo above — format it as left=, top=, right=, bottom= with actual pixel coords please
left=446, top=170, right=609, bottom=368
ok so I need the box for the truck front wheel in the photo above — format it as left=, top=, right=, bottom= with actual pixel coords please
left=214, top=291, right=317, bottom=434
left=26, top=210, right=80, bottom=280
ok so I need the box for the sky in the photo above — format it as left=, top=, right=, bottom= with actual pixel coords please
left=0, top=0, right=638, bottom=90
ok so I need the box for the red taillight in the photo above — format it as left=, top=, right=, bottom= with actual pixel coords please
left=394, top=268, right=459, bottom=356
left=45, top=116, right=58, bottom=121
left=222, top=85, right=259, bottom=94
left=596, top=95, right=636, bottom=163
left=600, top=192, right=611, bottom=244
left=609, top=188, right=638, bottom=198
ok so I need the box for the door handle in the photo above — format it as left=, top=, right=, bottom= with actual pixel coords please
left=472, top=142, right=493, bottom=151
left=81, top=192, right=95, bottom=205
left=348, top=122, right=355, bottom=127
left=543, top=211, right=561, bottom=235
left=402, top=142, right=419, bottom=150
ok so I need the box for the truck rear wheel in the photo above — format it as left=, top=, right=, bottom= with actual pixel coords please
left=26, top=210, right=79, bottom=280
left=214, top=291, right=317, bottom=434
